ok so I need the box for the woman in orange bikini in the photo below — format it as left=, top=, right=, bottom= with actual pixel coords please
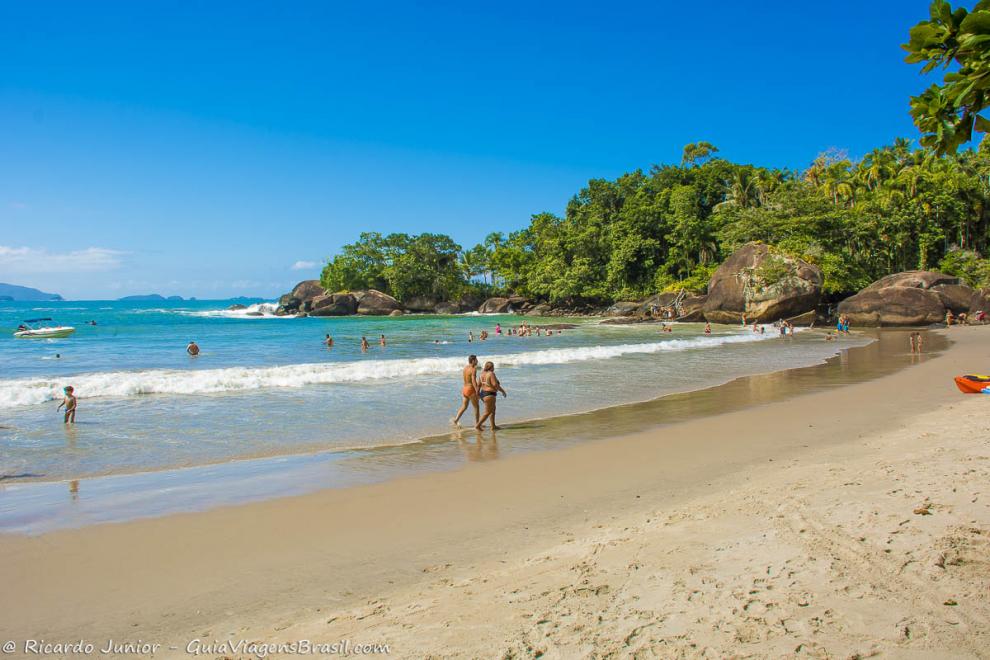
left=452, top=355, right=480, bottom=426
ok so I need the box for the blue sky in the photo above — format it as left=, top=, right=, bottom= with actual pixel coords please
left=1, top=0, right=937, bottom=299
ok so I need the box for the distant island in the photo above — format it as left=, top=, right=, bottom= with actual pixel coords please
left=118, top=294, right=186, bottom=302
left=0, top=283, right=64, bottom=301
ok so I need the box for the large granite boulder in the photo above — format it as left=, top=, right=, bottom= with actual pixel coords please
left=526, top=303, right=553, bottom=316
left=636, top=292, right=679, bottom=316
left=837, top=287, right=945, bottom=326
left=703, top=243, right=823, bottom=324
left=276, top=280, right=327, bottom=315
left=403, top=295, right=440, bottom=313
left=290, top=280, right=325, bottom=301
left=605, top=301, right=642, bottom=317
left=458, top=292, right=484, bottom=310
left=352, top=289, right=403, bottom=315
left=309, top=293, right=357, bottom=317
left=479, top=297, right=510, bottom=313
left=677, top=294, right=708, bottom=322
left=862, top=271, right=960, bottom=292
left=969, top=287, right=990, bottom=316
left=933, top=283, right=975, bottom=315
left=838, top=270, right=968, bottom=326
left=434, top=302, right=466, bottom=314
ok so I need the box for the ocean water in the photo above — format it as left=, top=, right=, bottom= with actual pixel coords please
left=0, top=299, right=874, bottom=529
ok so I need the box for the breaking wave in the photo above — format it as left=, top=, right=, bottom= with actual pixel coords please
left=0, top=332, right=773, bottom=408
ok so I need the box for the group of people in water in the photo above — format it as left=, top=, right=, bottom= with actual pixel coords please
left=468, top=322, right=561, bottom=342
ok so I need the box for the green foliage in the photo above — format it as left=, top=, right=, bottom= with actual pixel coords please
left=321, top=232, right=469, bottom=302
left=681, top=141, right=719, bottom=167
left=938, top=246, right=990, bottom=285
left=321, top=136, right=990, bottom=306
left=904, top=1, right=990, bottom=154
left=753, top=254, right=792, bottom=288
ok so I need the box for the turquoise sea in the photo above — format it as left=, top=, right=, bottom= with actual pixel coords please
left=0, top=299, right=870, bottom=532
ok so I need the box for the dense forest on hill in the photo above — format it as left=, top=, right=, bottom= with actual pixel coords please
left=321, top=139, right=990, bottom=305
left=320, top=1, right=990, bottom=307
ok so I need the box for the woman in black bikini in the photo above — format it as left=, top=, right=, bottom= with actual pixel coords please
left=476, top=361, right=507, bottom=430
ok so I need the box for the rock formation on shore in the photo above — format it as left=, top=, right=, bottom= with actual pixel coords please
left=837, top=270, right=973, bottom=326
left=702, top=243, right=823, bottom=324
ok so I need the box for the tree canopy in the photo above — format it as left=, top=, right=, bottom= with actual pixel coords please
left=320, top=140, right=990, bottom=306
left=905, top=0, right=990, bottom=154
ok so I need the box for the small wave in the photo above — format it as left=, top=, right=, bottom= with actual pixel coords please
left=129, top=303, right=283, bottom=318
left=0, top=332, right=773, bottom=408
left=178, top=303, right=282, bottom=318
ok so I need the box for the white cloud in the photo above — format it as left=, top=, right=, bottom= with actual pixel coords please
left=0, top=245, right=126, bottom=274
left=291, top=260, right=318, bottom=271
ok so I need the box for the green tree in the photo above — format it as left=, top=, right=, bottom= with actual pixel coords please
left=904, top=0, right=990, bottom=154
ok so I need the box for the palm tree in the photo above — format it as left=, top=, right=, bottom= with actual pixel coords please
left=714, top=168, right=758, bottom=211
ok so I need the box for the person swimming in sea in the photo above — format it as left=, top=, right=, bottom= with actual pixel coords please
left=704, top=322, right=712, bottom=335
left=476, top=361, right=507, bottom=430
left=380, top=334, right=386, bottom=347
left=468, top=331, right=474, bottom=343
left=57, top=385, right=77, bottom=424
left=186, top=341, right=200, bottom=356
left=452, top=355, right=480, bottom=426
left=495, top=323, right=502, bottom=336
left=325, top=334, right=334, bottom=348
left=361, top=336, right=369, bottom=352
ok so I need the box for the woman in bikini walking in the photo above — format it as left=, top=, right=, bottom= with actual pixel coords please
left=476, top=361, right=507, bottom=430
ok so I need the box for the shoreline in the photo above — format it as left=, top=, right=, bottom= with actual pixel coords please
left=2, top=326, right=987, bottom=657
left=2, top=328, right=889, bottom=533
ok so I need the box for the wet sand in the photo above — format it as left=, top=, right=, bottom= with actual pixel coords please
left=1, top=327, right=988, bottom=657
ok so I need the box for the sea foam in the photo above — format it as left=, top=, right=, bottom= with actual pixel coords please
left=0, top=332, right=772, bottom=409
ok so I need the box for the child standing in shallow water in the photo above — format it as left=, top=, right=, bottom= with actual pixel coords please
left=57, top=386, right=77, bottom=424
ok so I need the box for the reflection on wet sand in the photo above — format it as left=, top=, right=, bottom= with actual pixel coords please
left=454, top=429, right=499, bottom=462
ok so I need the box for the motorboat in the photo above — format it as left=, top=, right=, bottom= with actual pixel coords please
left=13, top=318, right=76, bottom=339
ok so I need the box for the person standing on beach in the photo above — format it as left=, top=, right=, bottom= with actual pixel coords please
left=910, top=331, right=924, bottom=353
left=186, top=341, right=200, bottom=356
left=57, top=386, right=77, bottom=424
left=452, top=355, right=480, bottom=426
left=476, top=361, right=507, bottom=430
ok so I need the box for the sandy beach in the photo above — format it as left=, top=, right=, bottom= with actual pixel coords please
left=2, top=327, right=989, bottom=658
